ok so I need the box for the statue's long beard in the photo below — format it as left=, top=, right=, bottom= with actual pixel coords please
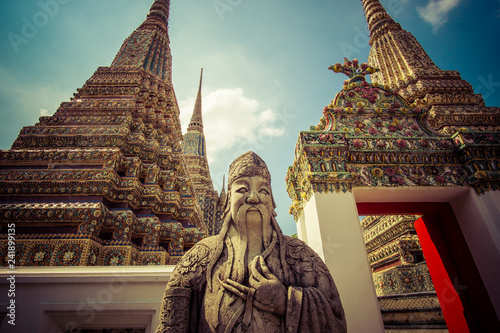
left=233, top=204, right=272, bottom=248
left=206, top=198, right=291, bottom=295
left=227, top=204, right=273, bottom=284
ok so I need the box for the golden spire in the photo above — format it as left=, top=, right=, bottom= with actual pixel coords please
left=361, top=0, right=401, bottom=45
left=188, top=68, right=204, bottom=132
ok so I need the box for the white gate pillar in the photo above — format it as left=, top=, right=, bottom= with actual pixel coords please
left=296, top=208, right=308, bottom=243
left=299, top=190, right=385, bottom=333
left=451, top=188, right=500, bottom=317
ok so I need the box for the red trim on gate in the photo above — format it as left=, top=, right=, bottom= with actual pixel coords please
left=414, top=216, right=469, bottom=333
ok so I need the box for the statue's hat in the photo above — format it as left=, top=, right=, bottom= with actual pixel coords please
left=228, top=151, right=271, bottom=187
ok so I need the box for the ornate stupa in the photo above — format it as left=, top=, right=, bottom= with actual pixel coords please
left=362, top=0, right=498, bottom=134
left=287, top=0, right=500, bottom=211
left=181, top=69, right=225, bottom=235
left=286, top=0, right=500, bottom=331
left=0, top=0, right=206, bottom=267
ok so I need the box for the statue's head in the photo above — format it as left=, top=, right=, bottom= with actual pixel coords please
left=224, top=152, right=277, bottom=227
left=207, top=152, right=285, bottom=291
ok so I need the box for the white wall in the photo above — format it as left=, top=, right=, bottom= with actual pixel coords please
left=0, top=266, right=173, bottom=333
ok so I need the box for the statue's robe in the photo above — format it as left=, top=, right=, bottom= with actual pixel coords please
left=156, top=232, right=346, bottom=333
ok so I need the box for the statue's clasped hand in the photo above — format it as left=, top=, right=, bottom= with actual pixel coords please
left=220, top=256, right=287, bottom=318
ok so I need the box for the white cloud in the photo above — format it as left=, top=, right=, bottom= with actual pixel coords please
left=179, top=88, right=286, bottom=163
left=417, top=0, right=462, bottom=32
left=39, top=108, right=50, bottom=116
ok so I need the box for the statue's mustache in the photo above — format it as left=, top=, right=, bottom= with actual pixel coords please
left=234, top=204, right=271, bottom=227
left=238, top=204, right=268, bottom=215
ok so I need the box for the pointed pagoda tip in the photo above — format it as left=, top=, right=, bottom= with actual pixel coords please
left=219, top=174, right=226, bottom=198
left=145, top=0, right=170, bottom=27
left=218, top=175, right=227, bottom=207
left=187, top=69, right=204, bottom=132
left=199, top=68, right=203, bottom=90
left=361, top=0, right=401, bottom=42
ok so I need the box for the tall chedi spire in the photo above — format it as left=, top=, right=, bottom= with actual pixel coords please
left=183, top=69, right=207, bottom=157
left=360, top=0, right=498, bottom=133
left=0, top=0, right=206, bottom=267
left=215, top=175, right=227, bottom=232
left=362, top=0, right=442, bottom=88
left=182, top=69, right=222, bottom=235
left=187, top=68, right=205, bottom=134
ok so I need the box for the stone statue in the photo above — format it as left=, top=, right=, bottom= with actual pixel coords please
left=156, top=152, right=346, bottom=332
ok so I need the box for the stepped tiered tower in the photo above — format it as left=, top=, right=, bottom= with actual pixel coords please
left=181, top=69, right=224, bottom=235
left=0, top=0, right=206, bottom=266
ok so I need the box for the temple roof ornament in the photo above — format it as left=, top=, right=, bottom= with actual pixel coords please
left=329, top=58, right=379, bottom=84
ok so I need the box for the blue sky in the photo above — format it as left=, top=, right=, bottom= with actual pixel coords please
left=1, top=0, right=499, bottom=235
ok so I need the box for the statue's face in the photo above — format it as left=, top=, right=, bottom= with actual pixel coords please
left=230, top=176, right=273, bottom=227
